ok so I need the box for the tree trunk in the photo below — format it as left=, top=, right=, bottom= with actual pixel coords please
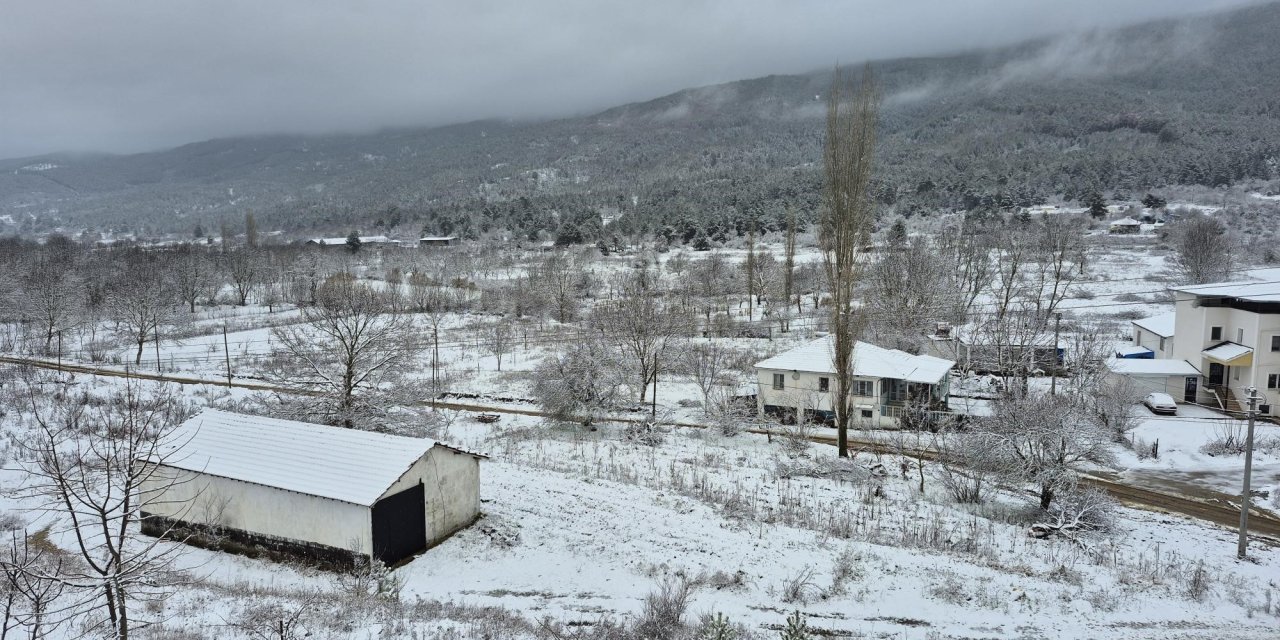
left=1039, top=485, right=1054, bottom=511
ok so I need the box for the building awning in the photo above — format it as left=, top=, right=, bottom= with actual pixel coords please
left=1202, top=342, right=1253, bottom=365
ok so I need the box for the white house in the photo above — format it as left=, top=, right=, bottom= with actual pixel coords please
left=138, top=410, right=485, bottom=567
left=1168, top=279, right=1280, bottom=416
left=1131, top=311, right=1176, bottom=359
left=754, top=337, right=955, bottom=428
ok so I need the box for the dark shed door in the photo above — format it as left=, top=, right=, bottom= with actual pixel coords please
left=371, top=483, right=426, bottom=565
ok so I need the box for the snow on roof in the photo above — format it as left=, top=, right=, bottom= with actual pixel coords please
left=1116, top=345, right=1154, bottom=356
left=1132, top=311, right=1175, bottom=338
left=1170, top=279, right=1280, bottom=303
left=308, top=235, right=394, bottom=245
left=1109, top=217, right=1142, bottom=226
left=754, top=337, right=954, bottom=384
left=1202, top=342, right=1253, bottom=362
left=1106, top=358, right=1200, bottom=376
left=419, top=236, right=458, bottom=241
left=152, top=410, right=481, bottom=506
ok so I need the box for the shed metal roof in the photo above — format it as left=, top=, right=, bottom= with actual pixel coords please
left=152, top=410, right=479, bottom=506
left=1106, top=358, right=1200, bottom=376
left=754, top=337, right=954, bottom=384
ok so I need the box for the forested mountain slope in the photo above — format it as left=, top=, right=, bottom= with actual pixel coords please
left=2, top=1, right=1278, bottom=240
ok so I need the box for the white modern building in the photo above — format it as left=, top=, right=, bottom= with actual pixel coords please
left=138, top=410, right=485, bottom=567
left=1168, top=279, right=1280, bottom=416
left=754, top=337, right=955, bottom=428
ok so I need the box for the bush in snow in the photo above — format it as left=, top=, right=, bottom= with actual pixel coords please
left=778, top=610, right=809, bottom=640
left=634, top=576, right=696, bottom=640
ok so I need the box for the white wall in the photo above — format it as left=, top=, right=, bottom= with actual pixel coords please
left=382, top=446, right=481, bottom=547
left=755, top=368, right=887, bottom=426
left=1132, top=327, right=1173, bottom=359
left=1111, top=372, right=1191, bottom=398
left=138, top=466, right=373, bottom=554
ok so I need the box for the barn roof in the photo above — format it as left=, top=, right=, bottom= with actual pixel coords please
left=754, top=337, right=954, bottom=384
left=153, top=410, right=481, bottom=506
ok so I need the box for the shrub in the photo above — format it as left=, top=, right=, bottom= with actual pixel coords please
left=634, top=577, right=696, bottom=639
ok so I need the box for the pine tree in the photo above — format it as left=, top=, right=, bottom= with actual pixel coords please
left=700, top=613, right=737, bottom=640
left=346, top=231, right=363, bottom=253
left=1085, top=192, right=1107, bottom=219
left=780, top=610, right=809, bottom=640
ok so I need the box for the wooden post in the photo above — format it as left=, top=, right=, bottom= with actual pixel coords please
left=223, top=325, right=233, bottom=387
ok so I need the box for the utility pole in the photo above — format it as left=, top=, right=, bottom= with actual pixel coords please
left=223, top=324, right=233, bottom=388
left=1050, top=312, right=1062, bottom=395
left=651, top=353, right=659, bottom=420
left=56, top=330, right=63, bottom=371
left=154, top=325, right=162, bottom=374
left=1238, top=386, right=1260, bottom=559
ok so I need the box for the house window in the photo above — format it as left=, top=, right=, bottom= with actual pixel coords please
left=860, top=409, right=874, bottom=419
left=852, top=380, right=874, bottom=396
left=1211, top=326, right=1222, bottom=341
left=1271, top=336, right=1280, bottom=352
left=772, top=373, right=785, bottom=390
left=1269, top=374, right=1279, bottom=389
left=818, top=377, right=830, bottom=392
left=1237, top=328, right=1244, bottom=343
left=1159, top=337, right=1165, bottom=351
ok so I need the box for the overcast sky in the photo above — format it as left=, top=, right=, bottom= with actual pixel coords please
left=0, top=0, right=1260, bottom=159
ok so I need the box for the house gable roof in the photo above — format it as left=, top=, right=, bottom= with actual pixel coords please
left=754, top=337, right=954, bottom=384
left=1106, top=358, right=1200, bottom=376
left=1132, top=311, right=1176, bottom=338
left=152, top=410, right=478, bottom=506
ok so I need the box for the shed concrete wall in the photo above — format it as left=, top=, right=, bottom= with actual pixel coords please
left=138, top=466, right=373, bottom=554
left=382, top=447, right=481, bottom=547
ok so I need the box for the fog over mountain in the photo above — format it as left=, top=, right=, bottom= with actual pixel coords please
left=2, top=1, right=1279, bottom=238
left=0, top=0, right=1261, bottom=159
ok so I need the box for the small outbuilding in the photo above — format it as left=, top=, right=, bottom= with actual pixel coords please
left=138, top=409, right=485, bottom=567
left=1108, top=217, right=1143, bottom=234
left=419, top=236, right=458, bottom=247
left=1106, top=358, right=1201, bottom=401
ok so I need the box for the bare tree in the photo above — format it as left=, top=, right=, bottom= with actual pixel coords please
left=866, top=235, right=954, bottom=352
left=781, top=207, right=798, bottom=332
left=484, top=320, right=514, bottom=372
left=677, top=341, right=749, bottom=411
left=408, top=270, right=458, bottom=402
left=533, top=336, right=625, bottom=426
left=593, top=273, right=684, bottom=403
left=109, top=259, right=178, bottom=366
left=271, top=274, right=420, bottom=430
left=169, top=245, right=217, bottom=313
left=1171, top=215, right=1234, bottom=284
left=224, top=249, right=263, bottom=306
left=13, top=381, right=193, bottom=639
left=0, top=528, right=70, bottom=639
left=821, top=64, right=878, bottom=457
left=530, top=253, right=582, bottom=324
left=968, top=392, right=1114, bottom=510
left=16, top=258, right=84, bottom=355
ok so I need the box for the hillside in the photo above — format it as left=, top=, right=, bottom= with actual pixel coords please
left=2, top=1, right=1279, bottom=239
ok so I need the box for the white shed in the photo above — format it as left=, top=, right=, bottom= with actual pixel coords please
left=138, top=409, right=485, bottom=567
left=1106, top=358, right=1201, bottom=401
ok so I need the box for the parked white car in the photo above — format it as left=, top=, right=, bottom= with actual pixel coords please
left=1143, top=392, right=1178, bottom=416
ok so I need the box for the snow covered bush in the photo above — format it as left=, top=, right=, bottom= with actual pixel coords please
left=634, top=576, right=696, bottom=639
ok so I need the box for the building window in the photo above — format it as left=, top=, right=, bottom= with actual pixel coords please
left=852, top=380, right=874, bottom=396
left=772, top=373, right=785, bottom=390
left=1238, top=328, right=1244, bottom=343
left=1210, top=326, right=1222, bottom=341
left=1272, top=336, right=1280, bottom=352
left=860, top=409, right=874, bottom=419
left=1269, top=374, right=1279, bottom=389
left=818, top=377, right=830, bottom=392
left=1159, top=337, right=1165, bottom=351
